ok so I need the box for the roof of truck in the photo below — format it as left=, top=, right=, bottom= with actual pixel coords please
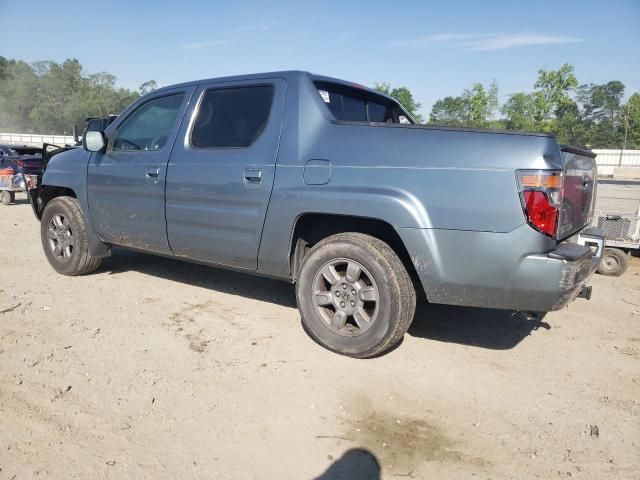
left=151, top=70, right=399, bottom=103
left=150, top=70, right=556, bottom=138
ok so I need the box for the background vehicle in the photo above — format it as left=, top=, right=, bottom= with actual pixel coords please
left=30, top=71, right=604, bottom=357
left=0, top=144, right=42, bottom=205
left=592, top=178, right=640, bottom=276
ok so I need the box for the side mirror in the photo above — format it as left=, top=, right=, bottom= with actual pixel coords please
left=84, top=131, right=106, bottom=152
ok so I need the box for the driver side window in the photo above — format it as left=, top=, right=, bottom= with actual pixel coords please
left=112, top=93, right=184, bottom=152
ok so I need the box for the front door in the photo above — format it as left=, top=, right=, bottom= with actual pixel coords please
left=87, top=88, right=194, bottom=254
left=165, top=79, right=286, bottom=269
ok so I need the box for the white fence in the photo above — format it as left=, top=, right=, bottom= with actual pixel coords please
left=0, top=132, right=76, bottom=147
left=592, top=149, right=640, bottom=176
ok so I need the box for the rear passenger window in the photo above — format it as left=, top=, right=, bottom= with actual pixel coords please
left=316, top=82, right=403, bottom=123
left=191, top=86, right=274, bottom=148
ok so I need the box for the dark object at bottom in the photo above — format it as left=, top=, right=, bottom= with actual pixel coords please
left=577, top=285, right=592, bottom=300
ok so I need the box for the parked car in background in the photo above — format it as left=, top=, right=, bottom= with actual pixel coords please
left=0, top=144, right=42, bottom=205
left=29, top=71, right=605, bottom=357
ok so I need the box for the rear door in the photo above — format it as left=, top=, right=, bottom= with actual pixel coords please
left=87, top=88, right=194, bottom=254
left=165, top=78, right=286, bottom=270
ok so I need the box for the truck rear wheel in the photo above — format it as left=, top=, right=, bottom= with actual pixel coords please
left=40, top=196, right=102, bottom=276
left=296, top=233, right=416, bottom=358
left=1, top=191, right=14, bottom=205
left=597, top=247, right=629, bottom=277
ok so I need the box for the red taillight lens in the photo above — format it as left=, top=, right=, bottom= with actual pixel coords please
left=517, top=170, right=562, bottom=238
left=523, top=191, right=558, bottom=236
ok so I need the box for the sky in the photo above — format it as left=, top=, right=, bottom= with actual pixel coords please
left=1, top=0, right=639, bottom=117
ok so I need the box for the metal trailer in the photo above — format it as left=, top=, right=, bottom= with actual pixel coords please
left=0, top=166, right=37, bottom=206
left=591, top=178, right=640, bottom=276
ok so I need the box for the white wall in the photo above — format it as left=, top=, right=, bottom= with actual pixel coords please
left=592, top=149, right=640, bottom=176
left=0, top=132, right=77, bottom=147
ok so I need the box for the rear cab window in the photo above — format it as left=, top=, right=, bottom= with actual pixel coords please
left=314, top=81, right=413, bottom=124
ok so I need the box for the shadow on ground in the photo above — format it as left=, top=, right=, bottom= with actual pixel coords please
left=408, top=300, right=549, bottom=350
left=101, top=248, right=297, bottom=308
left=313, top=449, right=380, bottom=480
left=5, top=198, right=31, bottom=206
left=101, top=249, right=549, bottom=350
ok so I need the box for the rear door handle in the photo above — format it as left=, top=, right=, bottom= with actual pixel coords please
left=145, top=167, right=160, bottom=184
left=243, top=168, right=262, bottom=186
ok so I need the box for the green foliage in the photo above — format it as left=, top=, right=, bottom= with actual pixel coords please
left=374, top=82, right=424, bottom=123
left=429, top=96, right=468, bottom=126
left=0, top=57, right=153, bottom=134
left=427, top=62, right=639, bottom=148
left=463, top=81, right=498, bottom=128
left=502, top=92, right=537, bottom=131
left=429, top=81, right=498, bottom=128
left=531, top=63, right=578, bottom=126
left=0, top=55, right=8, bottom=81
left=139, top=80, right=158, bottom=95
left=624, top=93, right=640, bottom=149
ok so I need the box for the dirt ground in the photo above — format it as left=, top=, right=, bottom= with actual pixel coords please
left=1, top=199, right=639, bottom=479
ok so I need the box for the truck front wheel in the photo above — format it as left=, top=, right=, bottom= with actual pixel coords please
left=40, top=196, right=102, bottom=276
left=296, top=233, right=416, bottom=358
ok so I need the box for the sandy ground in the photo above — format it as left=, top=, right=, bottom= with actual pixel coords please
left=1, top=199, right=639, bottom=480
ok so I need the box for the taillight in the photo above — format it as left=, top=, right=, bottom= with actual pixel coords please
left=517, top=170, right=563, bottom=237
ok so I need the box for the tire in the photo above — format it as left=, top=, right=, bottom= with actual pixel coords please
left=296, top=233, right=416, bottom=358
left=0, top=191, right=14, bottom=205
left=40, top=196, right=102, bottom=276
left=597, top=247, right=629, bottom=277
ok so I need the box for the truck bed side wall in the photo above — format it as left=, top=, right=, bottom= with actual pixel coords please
left=258, top=74, right=564, bottom=307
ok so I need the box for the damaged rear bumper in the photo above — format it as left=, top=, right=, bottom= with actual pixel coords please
left=398, top=225, right=606, bottom=313
left=522, top=227, right=605, bottom=311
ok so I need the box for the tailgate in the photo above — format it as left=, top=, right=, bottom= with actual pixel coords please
left=557, top=145, right=597, bottom=239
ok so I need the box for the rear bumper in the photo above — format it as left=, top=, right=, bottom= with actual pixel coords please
left=398, top=225, right=605, bottom=312
left=513, top=227, right=605, bottom=311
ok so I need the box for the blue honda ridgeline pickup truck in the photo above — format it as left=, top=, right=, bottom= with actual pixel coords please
left=31, top=71, right=604, bottom=357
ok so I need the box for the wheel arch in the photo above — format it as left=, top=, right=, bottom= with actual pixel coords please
left=288, top=213, right=423, bottom=295
left=34, top=185, right=78, bottom=219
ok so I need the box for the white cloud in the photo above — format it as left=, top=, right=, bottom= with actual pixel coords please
left=387, top=33, right=585, bottom=51
left=181, top=39, right=230, bottom=50
left=230, top=20, right=277, bottom=34
left=180, top=20, right=277, bottom=51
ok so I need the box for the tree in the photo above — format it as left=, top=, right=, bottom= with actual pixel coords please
left=502, top=92, right=537, bottom=131
left=0, top=55, right=8, bottom=81
left=531, top=63, right=578, bottom=130
left=575, top=81, right=626, bottom=147
left=374, top=82, right=424, bottom=122
left=625, top=93, right=640, bottom=149
left=462, top=81, right=498, bottom=128
left=139, top=80, right=158, bottom=95
left=429, top=81, right=498, bottom=127
left=0, top=57, right=146, bottom=133
left=429, top=96, right=468, bottom=125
